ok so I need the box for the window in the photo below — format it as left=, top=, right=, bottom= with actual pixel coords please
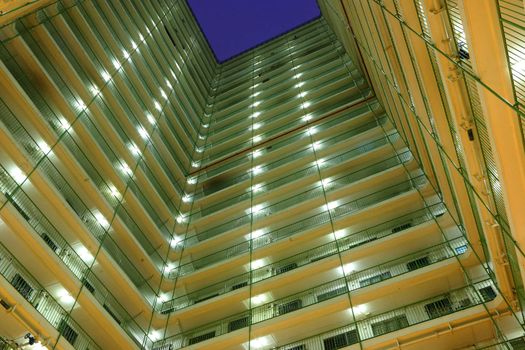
left=188, top=331, right=215, bottom=345
left=359, top=271, right=392, bottom=287
left=323, top=330, right=358, bottom=350
left=277, top=299, right=302, bottom=315
left=228, top=316, right=249, bottom=332
left=424, top=298, right=452, bottom=319
left=406, top=256, right=430, bottom=271
left=371, top=315, right=409, bottom=336
left=317, top=286, right=347, bottom=302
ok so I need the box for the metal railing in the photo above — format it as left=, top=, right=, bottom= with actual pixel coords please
left=0, top=243, right=101, bottom=350
left=160, top=215, right=455, bottom=314
left=155, top=279, right=496, bottom=349
left=170, top=174, right=427, bottom=279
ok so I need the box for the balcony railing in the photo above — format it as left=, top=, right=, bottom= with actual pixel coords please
left=184, top=133, right=401, bottom=247
left=154, top=279, right=496, bottom=349
left=0, top=243, right=101, bottom=350
left=161, top=231, right=464, bottom=315
left=170, top=174, right=427, bottom=279
left=189, top=117, right=391, bottom=220
left=194, top=101, right=385, bottom=184
left=0, top=169, right=152, bottom=346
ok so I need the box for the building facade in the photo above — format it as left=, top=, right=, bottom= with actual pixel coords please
left=0, top=0, right=524, bottom=349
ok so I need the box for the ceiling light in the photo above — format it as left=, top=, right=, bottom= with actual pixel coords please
left=250, top=259, right=265, bottom=270
left=10, top=167, right=26, bottom=185
left=77, top=246, right=94, bottom=264
left=101, top=71, right=111, bottom=82
left=146, top=113, right=156, bottom=125
left=120, top=162, right=133, bottom=176
left=94, top=211, right=110, bottom=228
left=251, top=294, right=268, bottom=305
left=137, top=126, right=149, bottom=139
left=129, top=143, right=141, bottom=156
left=58, top=289, right=75, bottom=304
left=154, top=101, right=162, bottom=111
left=187, top=177, right=197, bottom=184
left=38, top=141, right=52, bottom=155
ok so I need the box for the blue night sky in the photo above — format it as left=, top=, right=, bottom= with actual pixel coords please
left=187, top=0, right=321, bottom=62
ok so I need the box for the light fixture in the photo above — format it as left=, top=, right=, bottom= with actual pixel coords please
left=326, top=201, right=338, bottom=211
left=94, top=211, right=110, bottom=228
left=77, top=246, right=94, bottom=264
left=129, top=143, right=141, bottom=156
left=251, top=293, right=268, bottom=305
left=302, top=101, right=311, bottom=109
left=170, top=236, right=182, bottom=247
left=101, top=71, right=111, bottom=82
left=353, top=304, right=368, bottom=315
left=252, top=123, right=262, bottom=130
left=298, top=91, right=307, bottom=98
left=249, top=336, right=271, bottom=349
left=302, top=114, right=312, bottom=122
left=294, top=82, right=305, bottom=88
left=253, top=135, right=262, bottom=143
left=154, top=101, right=162, bottom=111
left=343, top=262, right=355, bottom=274
left=120, top=162, right=133, bottom=176
left=148, top=330, right=161, bottom=342
left=164, top=261, right=177, bottom=273
left=137, top=126, right=149, bottom=140
left=252, top=183, right=264, bottom=192
left=307, top=127, right=318, bottom=135
left=187, top=177, right=197, bottom=185
left=89, top=85, right=100, bottom=96
left=251, top=112, right=261, bottom=119
left=176, top=215, right=186, bottom=223
left=250, top=259, right=265, bottom=270
left=108, top=184, right=121, bottom=199
left=57, top=289, right=75, bottom=304
left=315, top=158, right=326, bottom=167
left=10, top=167, right=26, bottom=185
left=38, top=141, right=52, bottom=155
left=321, top=178, right=332, bottom=187
left=157, top=293, right=169, bottom=303
left=246, top=204, right=264, bottom=214
left=251, top=165, right=263, bottom=175
left=112, top=59, right=121, bottom=70
left=122, top=49, right=130, bottom=59
left=334, top=229, right=346, bottom=239
left=182, top=194, right=192, bottom=203
left=59, top=117, right=71, bottom=130
left=250, top=229, right=265, bottom=239
left=146, top=113, right=156, bottom=125
left=312, top=141, right=322, bottom=150
left=75, top=100, right=87, bottom=111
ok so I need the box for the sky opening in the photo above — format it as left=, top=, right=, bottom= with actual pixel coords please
left=188, top=0, right=321, bottom=63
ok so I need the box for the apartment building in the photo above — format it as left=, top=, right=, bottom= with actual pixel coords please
left=0, top=0, right=524, bottom=349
